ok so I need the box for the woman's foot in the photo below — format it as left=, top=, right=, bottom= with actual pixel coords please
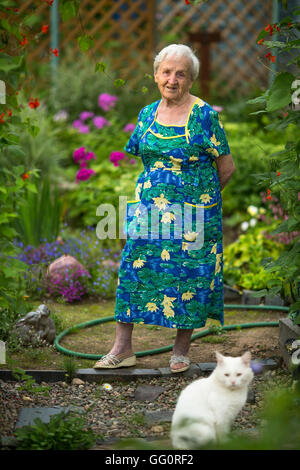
left=169, top=354, right=190, bottom=373
left=93, top=350, right=136, bottom=369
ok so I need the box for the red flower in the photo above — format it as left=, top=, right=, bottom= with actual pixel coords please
left=267, top=189, right=272, bottom=200
left=50, top=47, right=59, bottom=57
left=7, top=109, right=12, bottom=117
left=29, top=98, right=40, bottom=109
left=276, top=171, right=281, bottom=176
left=257, top=39, right=264, bottom=45
left=19, top=36, right=28, bottom=47
left=265, top=52, right=276, bottom=63
left=185, top=0, right=190, bottom=4
left=0, top=112, right=5, bottom=123
left=22, top=172, right=29, bottom=181
left=42, top=24, right=49, bottom=34
left=46, top=0, right=54, bottom=5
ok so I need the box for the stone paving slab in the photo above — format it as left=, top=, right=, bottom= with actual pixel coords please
left=0, top=359, right=278, bottom=383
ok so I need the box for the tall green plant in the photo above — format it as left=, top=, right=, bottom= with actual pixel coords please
left=14, top=176, right=63, bottom=246
left=246, top=5, right=300, bottom=324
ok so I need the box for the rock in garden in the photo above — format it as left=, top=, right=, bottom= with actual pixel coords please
left=46, top=254, right=90, bottom=284
left=14, top=304, right=56, bottom=345
left=134, top=385, right=165, bottom=401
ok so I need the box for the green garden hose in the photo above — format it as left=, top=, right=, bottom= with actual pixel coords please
left=54, top=304, right=290, bottom=360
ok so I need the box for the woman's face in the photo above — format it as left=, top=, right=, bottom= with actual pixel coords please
left=154, top=55, right=193, bottom=103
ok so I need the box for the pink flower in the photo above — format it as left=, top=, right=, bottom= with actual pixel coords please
left=73, top=147, right=86, bottom=163
left=76, top=167, right=96, bottom=183
left=72, top=119, right=83, bottom=128
left=212, top=105, right=223, bottom=112
left=98, top=93, right=118, bottom=111
left=84, top=151, right=96, bottom=161
left=79, top=111, right=94, bottom=121
left=109, top=151, right=125, bottom=167
left=129, top=159, right=136, bottom=165
left=123, top=123, right=135, bottom=133
left=93, top=116, right=109, bottom=129
left=78, top=124, right=90, bottom=134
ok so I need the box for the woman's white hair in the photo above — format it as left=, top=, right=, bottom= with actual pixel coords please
left=153, top=44, right=200, bottom=81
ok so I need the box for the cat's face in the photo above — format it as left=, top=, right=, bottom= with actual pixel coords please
left=214, top=351, right=254, bottom=390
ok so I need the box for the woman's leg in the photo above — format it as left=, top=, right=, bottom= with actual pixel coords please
left=172, top=328, right=193, bottom=370
left=108, top=321, right=134, bottom=356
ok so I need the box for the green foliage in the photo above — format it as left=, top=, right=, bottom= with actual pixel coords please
left=224, top=224, right=285, bottom=291
left=11, top=367, right=50, bottom=396
left=246, top=7, right=300, bottom=324
left=15, top=410, right=97, bottom=450
left=14, top=176, right=63, bottom=246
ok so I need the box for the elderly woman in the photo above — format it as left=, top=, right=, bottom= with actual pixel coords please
left=93, top=44, right=236, bottom=372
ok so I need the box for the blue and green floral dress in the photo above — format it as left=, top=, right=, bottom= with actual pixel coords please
left=114, top=97, right=231, bottom=329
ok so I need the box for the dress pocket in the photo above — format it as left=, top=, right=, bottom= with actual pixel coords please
left=183, top=199, right=221, bottom=248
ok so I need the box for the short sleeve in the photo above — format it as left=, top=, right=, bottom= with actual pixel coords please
left=123, top=108, right=144, bottom=156
left=206, top=110, right=231, bottom=159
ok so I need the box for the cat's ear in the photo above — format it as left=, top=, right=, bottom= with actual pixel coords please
left=241, top=351, right=251, bottom=367
left=215, top=351, right=224, bottom=365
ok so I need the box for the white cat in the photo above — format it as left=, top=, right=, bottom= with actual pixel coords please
left=170, top=351, right=254, bottom=449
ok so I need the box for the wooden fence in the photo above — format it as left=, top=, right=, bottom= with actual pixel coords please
left=11, top=0, right=272, bottom=96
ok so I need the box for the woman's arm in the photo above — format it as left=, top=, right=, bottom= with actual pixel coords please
left=215, top=153, right=236, bottom=191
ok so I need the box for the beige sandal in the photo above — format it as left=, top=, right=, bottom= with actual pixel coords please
left=93, top=352, right=136, bottom=369
left=170, top=354, right=190, bottom=373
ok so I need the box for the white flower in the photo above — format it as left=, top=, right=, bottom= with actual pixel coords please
left=241, top=221, right=249, bottom=231
left=247, top=205, right=258, bottom=217
left=102, top=383, right=112, bottom=391
left=249, top=218, right=257, bottom=227
left=53, top=110, right=68, bottom=122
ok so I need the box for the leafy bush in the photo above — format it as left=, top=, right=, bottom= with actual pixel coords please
left=15, top=411, right=97, bottom=450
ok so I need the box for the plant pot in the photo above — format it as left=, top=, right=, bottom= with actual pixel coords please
left=279, top=317, right=300, bottom=368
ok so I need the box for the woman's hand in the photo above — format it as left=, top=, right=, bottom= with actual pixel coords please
left=215, top=153, right=236, bottom=191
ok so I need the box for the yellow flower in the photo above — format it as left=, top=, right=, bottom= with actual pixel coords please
left=210, top=134, right=220, bottom=146
left=135, top=183, right=143, bottom=200
left=200, top=193, right=213, bottom=204
left=161, top=212, right=176, bottom=224
left=219, top=120, right=224, bottom=129
left=133, top=258, right=146, bottom=268
left=210, top=279, right=215, bottom=290
left=189, top=155, right=199, bottom=161
left=183, top=231, right=199, bottom=242
left=211, top=243, right=217, bottom=254
left=146, top=302, right=159, bottom=312
left=198, top=99, right=205, bottom=107
left=23, top=295, right=29, bottom=300
left=182, top=291, right=195, bottom=301
left=206, top=147, right=219, bottom=158
left=126, top=308, right=130, bottom=316
left=154, top=161, right=165, bottom=169
left=163, top=307, right=175, bottom=319
left=162, top=294, right=176, bottom=307
left=215, top=253, right=222, bottom=274
left=143, top=180, right=152, bottom=189
left=182, top=242, right=189, bottom=251
left=161, top=249, right=170, bottom=261
left=153, top=193, right=170, bottom=211
left=169, top=156, right=182, bottom=167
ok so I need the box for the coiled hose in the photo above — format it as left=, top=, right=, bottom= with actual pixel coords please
left=54, top=304, right=290, bottom=360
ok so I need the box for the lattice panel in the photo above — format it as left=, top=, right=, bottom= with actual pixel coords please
left=12, top=0, right=155, bottom=88
left=156, top=0, right=273, bottom=97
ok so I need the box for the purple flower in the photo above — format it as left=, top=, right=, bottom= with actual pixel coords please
left=123, top=123, right=135, bottom=133
left=73, top=147, right=86, bottom=163
left=79, top=111, right=95, bottom=121
left=109, top=151, right=125, bottom=167
left=84, top=151, right=96, bottom=161
left=98, top=93, right=118, bottom=111
left=251, top=361, right=264, bottom=374
left=72, top=119, right=83, bottom=128
left=129, top=159, right=136, bottom=165
left=77, top=124, right=90, bottom=134
left=76, top=167, right=96, bottom=183
left=93, top=116, right=109, bottom=129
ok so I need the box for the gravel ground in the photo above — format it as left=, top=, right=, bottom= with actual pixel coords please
left=0, top=366, right=293, bottom=449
